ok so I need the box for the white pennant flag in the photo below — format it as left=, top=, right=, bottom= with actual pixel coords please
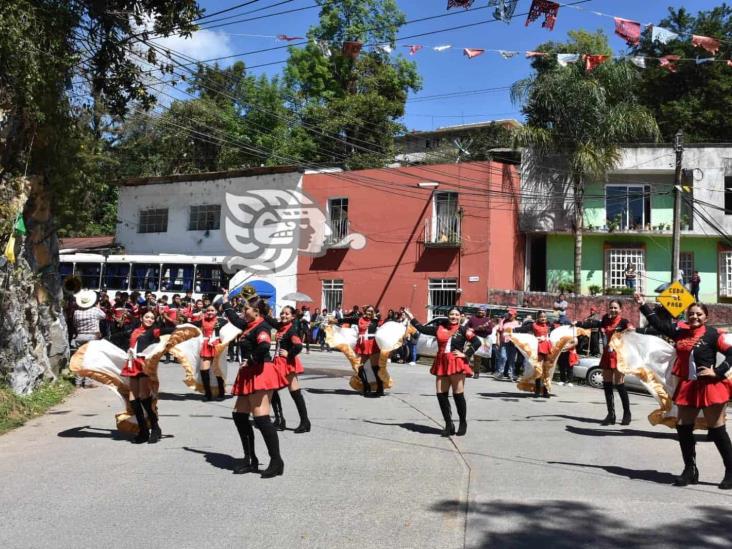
left=376, top=43, right=393, bottom=54
left=315, top=39, right=331, bottom=58
left=557, top=53, right=580, bottom=67
left=630, top=56, right=646, bottom=68
left=433, top=44, right=452, bottom=52
left=499, top=50, right=519, bottom=59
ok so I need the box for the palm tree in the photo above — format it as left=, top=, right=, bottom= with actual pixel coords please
left=512, top=45, right=659, bottom=294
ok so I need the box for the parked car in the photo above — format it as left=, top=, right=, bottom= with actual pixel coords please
left=415, top=317, right=493, bottom=359
left=572, top=356, right=648, bottom=393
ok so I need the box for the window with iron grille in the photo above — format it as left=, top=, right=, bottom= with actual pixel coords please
left=680, top=252, right=694, bottom=285
left=138, top=209, right=168, bottom=233
left=432, top=192, right=460, bottom=243
left=605, top=248, right=645, bottom=292
left=195, top=265, right=229, bottom=294
left=322, top=279, right=343, bottom=311
left=720, top=252, right=732, bottom=297
left=189, top=204, right=221, bottom=231
left=328, top=198, right=348, bottom=242
left=428, top=278, right=458, bottom=319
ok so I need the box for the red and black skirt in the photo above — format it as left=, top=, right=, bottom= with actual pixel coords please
left=273, top=355, right=304, bottom=376
left=673, top=377, right=732, bottom=408
left=231, top=360, right=289, bottom=396
left=200, top=337, right=219, bottom=359
left=121, top=357, right=147, bottom=378
left=354, top=337, right=379, bottom=357
left=431, top=351, right=474, bottom=377
left=599, top=349, right=618, bottom=370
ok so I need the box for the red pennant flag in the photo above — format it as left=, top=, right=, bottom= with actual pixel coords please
left=659, top=55, right=681, bottom=73
left=585, top=54, right=609, bottom=72
left=525, top=51, right=548, bottom=58
left=525, top=0, right=560, bottom=31
left=614, top=17, right=641, bottom=46
left=405, top=44, right=424, bottom=56
left=463, top=48, right=485, bottom=59
left=692, top=34, right=720, bottom=55
left=277, top=34, right=304, bottom=42
left=342, top=41, right=363, bottom=59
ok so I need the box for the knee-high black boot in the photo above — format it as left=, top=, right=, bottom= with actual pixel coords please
left=371, top=365, right=384, bottom=397
left=358, top=367, right=371, bottom=396
left=290, top=389, right=311, bottom=433
left=232, top=412, right=258, bottom=474
left=601, top=382, right=616, bottom=425
left=131, top=399, right=149, bottom=443
left=454, top=392, right=467, bottom=436
left=271, top=391, right=285, bottom=430
left=616, top=383, right=631, bottom=425
left=200, top=369, right=213, bottom=401
left=534, top=378, right=542, bottom=397
left=674, top=424, right=699, bottom=486
left=216, top=376, right=226, bottom=401
left=254, top=415, right=284, bottom=478
left=708, top=426, right=732, bottom=489
left=436, top=392, right=454, bottom=437
left=140, top=397, right=161, bottom=444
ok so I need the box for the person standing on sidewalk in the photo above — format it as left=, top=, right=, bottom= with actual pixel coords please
left=466, top=307, right=493, bottom=378
left=635, top=294, right=732, bottom=489
left=404, top=307, right=481, bottom=437
left=72, top=290, right=107, bottom=388
left=690, top=271, right=701, bottom=302
left=496, top=309, right=520, bottom=381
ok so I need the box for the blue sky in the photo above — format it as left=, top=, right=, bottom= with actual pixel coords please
left=169, top=1, right=725, bottom=131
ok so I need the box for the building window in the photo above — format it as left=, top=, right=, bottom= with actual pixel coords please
left=431, top=191, right=460, bottom=243
left=605, top=248, right=645, bottom=293
left=195, top=265, right=229, bottom=294
left=428, top=278, right=458, bottom=319
left=725, top=176, right=732, bottom=215
left=59, top=262, right=74, bottom=282
left=77, top=263, right=102, bottom=290
left=322, top=279, right=343, bottom=311
left=161, top=264, right=195, bottom=292
left=605, top=185, right=651, bottom=230
left=720, top=252, right=732, bottom=297
left=102, top=263, right=131, bottom=291
left=189, top=204, right=220, bottom=231
left=680, top=252, right=694, bottom=285
left=138, top=208, right=168, bottom=233
left=131, top=263, right=161, bottom=291
left=328, top=198, right=349, bottom=243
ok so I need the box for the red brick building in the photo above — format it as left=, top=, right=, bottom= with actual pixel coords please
left=299, top=162, right=524, bottom=318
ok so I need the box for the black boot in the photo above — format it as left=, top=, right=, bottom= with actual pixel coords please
left=131, top=400, right=149, bottom=444
left=200, top=369, right=212, bottom=402
left=290, top=389, right=311, bottom=433
left=271, top=391, right=286, bottom=431
left=358, top=367, right=371, bottom=396
left=601, top=382, right=616, bottom=425
left=674, top=424, right=699, bottom=486
left=454, top=392, right=467, bottom=436
left=708, top=426, right=732, bottom=489
left=141, top=397, right=161, bottom=444
left=254, top=415, right=284, bottom=478
left=534, top=378, right=543, bottom=397
left=232, top=412, right=258, bottom=474
left=616, top=383, right=632, bottom=425
left=436, top=392, right=454, bottom=437
left=216, top=377, right=226, bottom=401
left=371, top=366, right=385, bottom=397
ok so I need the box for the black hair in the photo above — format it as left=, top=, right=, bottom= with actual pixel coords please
left=607, top=299, right=622, bottom=308
left=688, top=302, right=708, bottom=316
left=280, top=305, right=296, bottom=315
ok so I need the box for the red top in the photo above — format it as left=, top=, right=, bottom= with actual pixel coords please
left=435, top=324, right=460, bottom=352
left=201, top=316, right=217, bottom=338
left=129, top=326, right=160, bottom=352
left=672, top=325, right=730, bottom=378
left=532, top=322, right=549, bottom=339
left=357, top=317, right=372, bottom=335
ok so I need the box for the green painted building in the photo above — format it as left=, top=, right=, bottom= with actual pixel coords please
left=522, top=145, right=732, bottom=303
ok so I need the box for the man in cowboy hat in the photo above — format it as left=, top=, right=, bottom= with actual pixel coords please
left=71, top=290, right=107, bottom=387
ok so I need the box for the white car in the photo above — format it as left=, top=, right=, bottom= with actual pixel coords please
left=572, top=356, right=648, bottom=392
left=415, top=317, right=493, bottom=359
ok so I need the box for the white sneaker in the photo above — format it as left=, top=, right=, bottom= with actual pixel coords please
left=567, top=382, right=574, bottom=387
left=557, top=381, right=565, bottom=386
left=408, top=362, right=416, bottom=366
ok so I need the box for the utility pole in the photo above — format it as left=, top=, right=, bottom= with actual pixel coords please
left=671, top=130, right=684, bottom=283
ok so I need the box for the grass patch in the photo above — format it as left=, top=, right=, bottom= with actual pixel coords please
left=0, top=378, right=75, bottom=435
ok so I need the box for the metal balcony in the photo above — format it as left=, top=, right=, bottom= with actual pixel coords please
left=423, top=215, right=461, bottom=247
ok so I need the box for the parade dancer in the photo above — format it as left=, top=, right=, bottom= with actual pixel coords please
left=223, top=294, right=288, bottom=478
left=120, top=311, right=176, bottom=444
left=405, top=307, right=481, bottom=436
left=575, top=300, right=634, bottom=425
left=531, top=311, right=553, bottom=398
left=193, top=305, right=226, bottom=401
left=635, top=295, right=732, bottom=489
left=336, top=306, right=384, bottom=397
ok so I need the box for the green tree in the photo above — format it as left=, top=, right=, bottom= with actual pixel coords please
left=634, top=5, right=732, bottom=142
left=512, top=31, right=659, bottom=293
left=285, top=0, right=421, bottom=169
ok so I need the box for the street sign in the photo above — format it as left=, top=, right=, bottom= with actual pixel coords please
left=657, top=281, right=695, bottom=318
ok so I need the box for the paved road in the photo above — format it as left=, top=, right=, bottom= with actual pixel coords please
left=1, top=352, right=731, bottom=549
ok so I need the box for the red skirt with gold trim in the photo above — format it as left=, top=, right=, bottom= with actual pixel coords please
left=274, top=355, right=304, bottom=375
left=231, top=361, right=289, bottom=396
left=430, top=351, right=474, bottom=377
left=673, top=377, right=732, bottom=408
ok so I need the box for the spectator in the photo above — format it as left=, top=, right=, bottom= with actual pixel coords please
left=333, top=302, right=344, bottom=321
left=690, top=271, right=701, bottom=301
left=466, top=307, right=493, bottom=379
left=72, top=290, right=106, bottom=387
left=553, top=293, right=569, bottom=323
left=496, top=309, right=521, bottom=381
left=624, top=262, right=637, bottom=289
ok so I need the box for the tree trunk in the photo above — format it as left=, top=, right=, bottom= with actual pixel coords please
left=573, top=175, right=584, bottom=294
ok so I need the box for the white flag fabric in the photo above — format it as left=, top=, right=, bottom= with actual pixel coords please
left=433, top=44, right=453, bottom=52
left=557, top=53, right=580, bottom=66
left=651, top=26, right=679, bottom=44
left=375, top=43, right=393, bottom=54
left=630, top=56, right=646, bottom=68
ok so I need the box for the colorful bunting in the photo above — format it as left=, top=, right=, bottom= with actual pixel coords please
left=585, top=54, right=609, bottom=71
left=463, top=48, right=485, bottom=59
left=433, top=44, right=453, bottom=52
left=499, top=50, right=520, bottom=59
left=692, top=34, right=721, bottom=55
left=630, top=56, right=647, bottom=69
left=447, top=0, right=474, bottom=8
left=375, top=43, right=393, bottom=54
left=651, top=26, right=679, bottom=44
left=526, top=0, right=560, bottom=31
left=525, top=51, right=548, bottom=58
left=659, top=54, right=681, bottom=73
left=342, top=41, right=363, bottom=59
left=614, top=17, right=641, bottom=46
left=277, top=34, right=303, bottom=42
left=557, top=53, right=580, bottom=67
left=406, top=44, right=424, bottom=56
left=489, top=0, right=519, bottom=23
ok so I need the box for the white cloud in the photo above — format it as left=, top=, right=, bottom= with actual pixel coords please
left=152, top=29, right=235, bottom=64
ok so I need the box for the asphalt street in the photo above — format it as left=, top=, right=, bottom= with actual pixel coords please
left=1, top=351, right=731, bottom=549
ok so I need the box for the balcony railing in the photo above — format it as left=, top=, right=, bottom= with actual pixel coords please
left=423, top=215, right=461, bottom=247
left=325, top=217, right=351, bottom=248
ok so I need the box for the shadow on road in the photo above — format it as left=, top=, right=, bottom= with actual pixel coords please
left=305, top=388, right=359, bottom=396
left=546, top=460, right=720, bottom=486
left=182, top=446, right=238, bottom=472
left=525, top=414, right=604, bottom=424
left=565, top=425, right=678, bottom=440
left=57, top=425, right=125, bottom=441
left=363, top=419, right=443, bottom=435
left=157, top=392, right=206, bottom=402
left=432, top=499, right=732, bottom=547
